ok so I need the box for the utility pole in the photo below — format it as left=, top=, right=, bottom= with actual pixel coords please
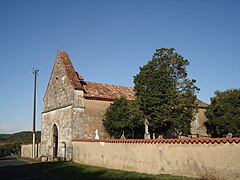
left=32, top=68, right=39, bottom=159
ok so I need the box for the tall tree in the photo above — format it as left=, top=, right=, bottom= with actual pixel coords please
left=205, top=89, right=240, bottom=137
left=134, top=48, right=199, bottom=137
left=103, top=97, right=144, bottom=139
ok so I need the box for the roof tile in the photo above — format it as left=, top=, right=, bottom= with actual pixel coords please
left=83, top=81, right=135, bottom=100
left=57, top=51, right=84, bottom=91
left=72, top=138, right=240, bottom=144
left=195, top=99, right=208, bottom=108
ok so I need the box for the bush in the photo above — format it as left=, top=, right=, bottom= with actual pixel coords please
left=205, top=89, right=240, bottom=137
left=0, top=143, right=21, bottom=157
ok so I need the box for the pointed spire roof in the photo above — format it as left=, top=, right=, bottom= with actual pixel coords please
left=57, top=50, right=84, bottom=90
left=195, top=99, right=208, bottom=108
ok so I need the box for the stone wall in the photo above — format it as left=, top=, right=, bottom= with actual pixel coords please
left=74, top=99, right=111, bottom=139
left=21, top=143, right=40, bottom=158
left=191, top=108, right=208, bottom=137
left=72, top=89, right=85, bottom=139
left=43, top=56, right=74, bottom=112
left=41, top=54, right=81, bottom=161
left=72, top=138, right=240, bottom=180
left=41, top=106, right=73, bottom=160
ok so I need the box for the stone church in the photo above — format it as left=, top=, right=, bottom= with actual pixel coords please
left=41, top=50, right=208, bottom=160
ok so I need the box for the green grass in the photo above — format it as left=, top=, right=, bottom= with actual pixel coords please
left=32, top=161, right=197, bottom=180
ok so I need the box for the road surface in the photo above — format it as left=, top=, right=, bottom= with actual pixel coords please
left=0, top=157, right=59, bottom=180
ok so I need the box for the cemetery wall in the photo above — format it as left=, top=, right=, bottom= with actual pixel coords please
left=72, top=138, right=240, bottom=180
left=21, top=143, right=40, bottom=159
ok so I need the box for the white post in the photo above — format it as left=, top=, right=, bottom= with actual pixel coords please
left=61, top=142, right=66, bottom=161
left=32, top=133, right=35, bottom=158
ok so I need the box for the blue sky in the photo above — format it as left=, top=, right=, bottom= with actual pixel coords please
left=0, top=0, right=239, bottom=134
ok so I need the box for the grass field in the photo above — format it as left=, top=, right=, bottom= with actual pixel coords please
left=32, top=161, right=197, bottom=180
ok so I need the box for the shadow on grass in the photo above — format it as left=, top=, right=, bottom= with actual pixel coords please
left=33, top=161, right=196, bottom=180
left=0, top=161, right=55, bottom=179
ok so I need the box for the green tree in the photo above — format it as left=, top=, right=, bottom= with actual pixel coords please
left=205, top=89, right=240, bottom=137
left=134, top=48, right=199, bottom=137
left=0, top=131, right=41, bottom=144
left=103, top=97, right=144, bottom=139
left=0, top=143, right=21, bottom=157
left=0, top=131, right=41, bottom=157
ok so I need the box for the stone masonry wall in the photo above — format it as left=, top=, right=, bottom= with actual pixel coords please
left=74, top=99, right=111, bottom=139
left=72, top=139, right=240, bottom=180
left=191, top=108, right=208, bottom=137
left=43, top=57, right=74, bottom=112
left=72, top=90, right=85, bottom=139
left=41, top=106, right=73, bottom=160
left=21, top=143, right=40, bottom=159
left=41, top=54, right=81, bottom=161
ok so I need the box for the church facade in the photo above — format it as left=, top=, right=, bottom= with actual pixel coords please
left=41, top=51, right=208, bottom=160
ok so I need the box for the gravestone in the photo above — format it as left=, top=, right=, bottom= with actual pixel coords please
left=226, top=133, right=233, bottom=138
left=153, top=133, right=155, bottom=139
left=120, top=131, right=126, bottom=139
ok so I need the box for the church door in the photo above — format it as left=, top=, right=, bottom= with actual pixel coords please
left=52, top=124, right=58, bottom=157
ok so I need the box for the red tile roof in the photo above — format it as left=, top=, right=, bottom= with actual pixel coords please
left=83, top=82, right=135, bottom=101
left=57, top=51, right=84, bottom=91
left=195, top=99, right=208, bottom=108
left=72, top=138, right=240, bottom=144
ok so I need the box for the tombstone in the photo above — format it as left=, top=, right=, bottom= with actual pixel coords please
left=95, top=129, right=99, bottom=139
left=178, top=132, right=183, bottom=139
left=153, top=133, right=156, bottom=139
left=158, top=134, right=163, bottom=139
left=120, top=131, right=126, bottom=139
left=226, top=133, right=233, bottom=138
left=144, top=119, right=151, bottom=139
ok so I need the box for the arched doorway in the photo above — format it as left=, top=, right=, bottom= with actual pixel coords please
left=52, top=124, right=58, bottom=157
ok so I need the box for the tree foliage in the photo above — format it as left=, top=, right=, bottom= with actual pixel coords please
left=205, top=89, right=240, bottom=137
left=103, top=97, right=144, bottom=139
left=0, top=143, right=21, bottom=157
left=134, top=48, right=199, bottom=136
left=0, top=131, right=41, bottom=144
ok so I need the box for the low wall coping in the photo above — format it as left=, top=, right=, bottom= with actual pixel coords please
left=21, top=143, right=40, bottom=146
left=21, top=144, right=32, bottom=146
left=72, top=138, right=240, bottom=144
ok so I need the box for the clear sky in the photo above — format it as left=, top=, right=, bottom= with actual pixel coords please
left=0, top=0, right=239, bottom=134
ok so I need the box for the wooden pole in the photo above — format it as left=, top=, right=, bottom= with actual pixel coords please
left=32, top=68, right=38, bottom=159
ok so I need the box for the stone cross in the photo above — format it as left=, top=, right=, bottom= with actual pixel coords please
left=95, top=129, right=99, bottom=139
left=144, top=119, right=151, bottom=139
left=120, top=131, right=126, bottom=139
